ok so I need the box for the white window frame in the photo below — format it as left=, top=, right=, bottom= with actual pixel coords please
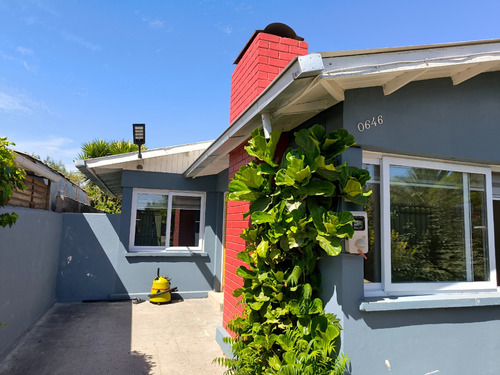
left=364, top=153, right=497, bottom=295
left=129, top=188, right=206, bottom=253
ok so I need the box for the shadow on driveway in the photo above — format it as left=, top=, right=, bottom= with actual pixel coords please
left=0, top=298, right=225, bottom=375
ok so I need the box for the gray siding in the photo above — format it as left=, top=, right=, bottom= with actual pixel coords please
left=0, top=207, right=62, bottom=360
left=321, top=254, right=500, bottom=374
left=56, top=213, right=124, bottom=301
left=343, top=71, right=500, bottom=164
left=321, top=73, right=500, bottom=373
left=57, top=170, right=226, bottom=302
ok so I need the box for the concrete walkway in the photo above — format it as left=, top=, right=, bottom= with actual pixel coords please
left=0, top=297, right=227, bottom=375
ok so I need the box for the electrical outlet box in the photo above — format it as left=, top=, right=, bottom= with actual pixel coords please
left=345, top=211, right=368, bottom=254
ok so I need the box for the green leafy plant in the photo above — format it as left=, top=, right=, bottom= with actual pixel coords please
left=216, top=125, right=371, bottom=374
left=77, top=138, right=142, bottom=213
left=0, top=137, right=26, bottom=228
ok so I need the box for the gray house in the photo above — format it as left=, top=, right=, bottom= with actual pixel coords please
left=78, top=28, right=500, bottom=373
left=78, top=29, right=500, bottom=372
left=74, top=140, right=228, bottom=300
left=183, top=31, right=500, bottom=374
left=5, top=23, right=500, bottom=373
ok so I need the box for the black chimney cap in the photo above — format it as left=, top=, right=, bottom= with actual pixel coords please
left=234, top=23, right=304, bottom=64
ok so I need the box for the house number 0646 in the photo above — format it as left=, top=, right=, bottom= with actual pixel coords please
left=357, top=115, right=383, bottom=132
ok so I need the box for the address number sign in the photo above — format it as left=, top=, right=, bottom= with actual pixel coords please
left=357, top=115, right=383, bottom=132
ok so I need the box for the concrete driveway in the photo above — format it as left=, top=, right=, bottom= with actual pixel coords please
left=0, top=296, right=227, bottom=375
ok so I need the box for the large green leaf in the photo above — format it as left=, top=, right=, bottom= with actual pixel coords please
left=343, top=191, right=371, bottom=205
left=245, top=128, right=282, bottom=167
left=256, top=240, right=269, bottom=259
left=295, top=128, right=320, bottom=158
left=249, top=196, right=272, bottom=215
left=297, top=180, right=335, bottom=197
left=257, top=163, right=278, bottom=176
left=287, top=265, right=302, bottom=286
left=240, top=227, right=259, bottom=243
left=227, top=184, right=261, bottom=202
left=342, top=178, right=363, bottom=196
left=237, top=164, right=265, bottom=189
left=336, top=210, right=354, bottom=224
left=219, top=125, right=371, bottom=375
left=309, top=298, right=324, bottom=314
left=236, top=266, right=256, bottom=279
left=322, top=129, right=356, bottom=157
left=237, top=251, right=253, bottom=265
left=309, top=124, right=326, bottom=143
left=295, top=165, right=311, bottom=183
left=251, top=211, right=274, bottom=224
left=316, top=235, right=342, bottom=256
left=275, top=169, right=296, bottom=186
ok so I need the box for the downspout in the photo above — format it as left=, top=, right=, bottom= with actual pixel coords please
left=261, top=113, right=272, bottom=139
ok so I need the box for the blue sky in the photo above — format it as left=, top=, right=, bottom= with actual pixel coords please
left=1, top=0, right=499, bottom=171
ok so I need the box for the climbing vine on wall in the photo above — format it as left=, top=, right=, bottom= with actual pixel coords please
left=216, top=125, right=371, bottom=374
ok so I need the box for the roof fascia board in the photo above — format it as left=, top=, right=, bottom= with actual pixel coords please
left=320, top=38, right=500, bottom=59
left=76, top=141, right=213, bottom=170
left=185, top=40, right=500, bottom=178
left=321, top=42, right=500, bottom=79
left=184, top=55, right=323, bottom=178
left=15, top=154, right=62, bottom=183
left=75, top=159, right=115, bottom=196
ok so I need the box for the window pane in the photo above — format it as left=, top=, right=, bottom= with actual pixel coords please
left=389, top=166, right=489, bottom=283
left=170, top=195, right=201, bottom=247
left=363, top=164, right=381, bottom=283
left=134, top=193, right=168, bottom=246
left=470, top=174, right=489, bottom=281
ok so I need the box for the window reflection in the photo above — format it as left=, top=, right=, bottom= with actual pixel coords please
left=389, top=166, right=488, bottom=283
left=134, top=194, right=168, bottom=246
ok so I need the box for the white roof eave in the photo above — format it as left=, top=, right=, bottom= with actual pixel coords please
left=15, top=154, right=62, bottom=183
left=184, top=54, right=325, bottom=178
left=75, top=141, right=214, bottom=196
left=76, top=141, right=214, bottom=170
left=185, top=39, right=500, bottom=179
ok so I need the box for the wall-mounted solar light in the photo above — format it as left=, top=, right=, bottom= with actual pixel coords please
left=133, top=123, right=145, bottom=158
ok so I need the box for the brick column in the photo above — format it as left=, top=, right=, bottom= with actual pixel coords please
left=223, top=24, right=307, bottom=333
left=223, top=143, right=254, bottom=330
left=229, top=33, right=308, bottom=123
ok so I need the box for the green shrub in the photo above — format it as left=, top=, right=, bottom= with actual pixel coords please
left=216, top=125, right=370, bottom=374
left=0, top=137, right=26, bottom=227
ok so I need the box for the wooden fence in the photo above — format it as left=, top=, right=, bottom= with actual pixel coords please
left=8, top=175, right=50, bottom=210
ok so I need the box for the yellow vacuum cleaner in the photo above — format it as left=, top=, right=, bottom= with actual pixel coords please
left=148, top=268, right=177, bottom=304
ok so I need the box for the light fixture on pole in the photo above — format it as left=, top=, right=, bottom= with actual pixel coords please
left=133, top=124, right=145, bottom=159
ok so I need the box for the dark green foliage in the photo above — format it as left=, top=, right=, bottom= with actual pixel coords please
left=217, top=125, right=370, bottom=374
left=77, top=139, right=141, bottom=160
left=0, top=137, right=26, bottom=227
left=77, top=138, right=142, bottom=213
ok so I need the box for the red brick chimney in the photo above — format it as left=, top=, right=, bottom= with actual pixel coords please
left=223, top=24, right=308, bottom=332
left=229, top=23, right=309, bottom=124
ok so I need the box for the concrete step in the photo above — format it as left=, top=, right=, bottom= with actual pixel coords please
left=208, top=291, right=224, bottom=312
